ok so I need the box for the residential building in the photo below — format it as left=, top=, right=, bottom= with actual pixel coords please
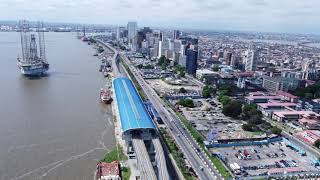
left=243, top=50, right=256, bottom=71
left=262, top=76, right=301, bottom=92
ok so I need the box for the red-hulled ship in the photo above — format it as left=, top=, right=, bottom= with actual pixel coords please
left=100, top=88, right=112, bottom=104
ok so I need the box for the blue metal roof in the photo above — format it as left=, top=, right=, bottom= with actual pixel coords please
left=113, top=77, right=156, bottom=133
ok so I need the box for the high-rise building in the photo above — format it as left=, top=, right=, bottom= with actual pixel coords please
left=224, top=51, right=232, bottom=65
left=186, top=49, right=198, bottom=76
left=302, top=59, right=318, bottom=80
left=116, top=26, right=120, bottom=41
left=244, top=50, right=257, bottom=72
left=173, top=30, right=180, bottom=40
left=127, top=21, right=137, bottom=50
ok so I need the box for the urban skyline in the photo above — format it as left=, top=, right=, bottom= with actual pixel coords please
left=1, top=0, right=320, bottom=34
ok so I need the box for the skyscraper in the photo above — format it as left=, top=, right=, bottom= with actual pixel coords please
left=127, top=22, right=137, bottom=50
left=173, top=30, right=180, bottom=40
left=244, top=50, right=256, bottom=72
left=224, top=51, right=232, bottom=65
left=186, top=49, right=198, bottom=76
left=116, top=26, right=120, bottom=41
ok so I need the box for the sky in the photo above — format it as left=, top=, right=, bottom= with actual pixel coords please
left=1, top=0, right=320, bottom=34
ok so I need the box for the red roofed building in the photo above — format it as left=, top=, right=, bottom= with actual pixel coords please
left=96, top=161, right=121, bottom=180
left=296, top=130, right=320, bottom=145
left=277, top=91, right=299, bottom=103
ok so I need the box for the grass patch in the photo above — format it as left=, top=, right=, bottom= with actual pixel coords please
left=102, top=144, right=127, bottom=163
left=121, top=167, right=131, bottom=180
left=121, top=61, right=148, bottom=101
left=162, top=98, right=232, bottom=179
left=159, top=128, right=196, bottom=180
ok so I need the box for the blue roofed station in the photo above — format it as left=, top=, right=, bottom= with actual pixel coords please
left=113, top=77, right=156, bottom=142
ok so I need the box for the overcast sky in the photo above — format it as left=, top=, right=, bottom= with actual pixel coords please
left=1, top=0, right=320, bottom=34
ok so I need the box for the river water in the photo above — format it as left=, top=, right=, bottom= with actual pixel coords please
left=0, top=32, right=115, bottom=180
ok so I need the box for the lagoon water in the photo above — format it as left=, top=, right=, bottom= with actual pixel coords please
left=0, top=32, right=115, bottom=180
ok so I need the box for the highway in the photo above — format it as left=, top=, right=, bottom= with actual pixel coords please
left=118, top=53, right=220, bottom=180
left=152, top=138, right=170, bottom=180
left=97, top=39, right=171, bottom=180
left=132, top=137, right=157, bottom=180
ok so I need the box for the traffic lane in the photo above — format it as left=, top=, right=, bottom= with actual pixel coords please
left=148, top=93, right=216, bottom=179
left=121, top=57, right=217, bottom=179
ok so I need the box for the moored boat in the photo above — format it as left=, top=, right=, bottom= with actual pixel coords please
left=100, top=88, right=112, bottom=104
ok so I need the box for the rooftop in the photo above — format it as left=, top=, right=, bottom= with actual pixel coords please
left=257, top=102, right=297, bottom=109
left=277, top=91, right=298, bottom=99
left=273, top=110, right=319, bottom=118
left=113, top=77, right=156, bottom=133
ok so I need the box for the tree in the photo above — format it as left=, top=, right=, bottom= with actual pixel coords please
left=218, top=95, right=231, bottom=105
left=179, top=87, right=187, bottom=93
left=242, top=123, right=254, bottom=132
left=222, top=100, right=242, bottom=118
left=184, top=99, right=194, bottom=108
left=314, top=140, right=320, bottom=148
left=178, top=99, right=194, bottom=108
left=218, top=85, right=240, bottom=96
left=271, top=127, right=282, bottom=135
left=202, top=85, right=215, bottom=98
left=242, top=104, right=263, bottom=124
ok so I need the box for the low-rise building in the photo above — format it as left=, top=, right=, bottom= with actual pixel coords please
left=296, top=130, right=320, bottom=145
left=272, top=110, right=320, bottom=122
left=96, top=161, right=120, bottom=180
left=245, top=95, right=281, bottom=104
left=277, top=91, right=299, bottom=103
left=196, top=69, right=218, bottom=80
left=297, top=100, right=320, bottom=113
left=257, top=102, right=297, bottom=117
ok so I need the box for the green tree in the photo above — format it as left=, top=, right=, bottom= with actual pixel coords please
left=242, top=104, right=263, bottom=124
left=271, top=127, right=282, bottom=135
left=218, top=95, right=231, bottom=105
left=242, top=123, right=255, bottom=132
left=314, top=140, right=320, bottom=148
left=178, top=99, right=194, bottom=108
left=222, top=100, right=242, bottom=118
left=202, top=85, right=215, bottom=98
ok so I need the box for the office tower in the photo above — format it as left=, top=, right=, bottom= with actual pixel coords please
left=186, top=49, right=198, bottom=76
left=158, top=41, right=162, bottom=58
left=244, top=50, right=257, bottom=72
left=173, top=30, right=180, bottom=40
left=116, top=26, right=120, bottom=41
left=127, top=21, right=137, bottom=50
left=173, top=40, right=182, bottom=53
left=168, top=39, right=174, bottom=51
left=224, top=51, right=232, bottom=65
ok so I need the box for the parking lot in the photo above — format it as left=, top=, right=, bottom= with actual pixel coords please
left=213, top=140, right=320, bottom=178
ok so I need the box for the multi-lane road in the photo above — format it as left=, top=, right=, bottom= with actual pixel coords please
left=98, top=39, right=222, bottom=180
left=118, top=53, right=221, bottom=180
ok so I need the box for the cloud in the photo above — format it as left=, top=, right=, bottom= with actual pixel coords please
left=0, top=0, right=320, bottom=33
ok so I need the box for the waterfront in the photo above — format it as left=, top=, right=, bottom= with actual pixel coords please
left=0, top=32, right=115, bottom=180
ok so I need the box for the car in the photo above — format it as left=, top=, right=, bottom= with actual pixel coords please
left=199, top=166, right=204, bottom=171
